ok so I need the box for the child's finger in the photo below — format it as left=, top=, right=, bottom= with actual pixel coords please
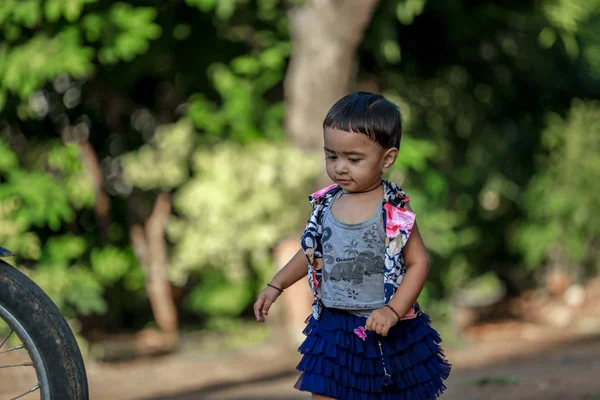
left=254, top=296, right=265, bottom=322
left=261, top=298, right=274, bottom=316
left=374, top=322, right=383, bottom=335
left=365, top=315, right=374, bottom=331
left=381, top=326, right=389, bottom=337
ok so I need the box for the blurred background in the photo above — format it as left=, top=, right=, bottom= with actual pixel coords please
left=0, top=0, right=599, bottom=399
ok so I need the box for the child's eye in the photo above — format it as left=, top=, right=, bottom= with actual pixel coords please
left=326, top=155, right=337, bottom=160
left=349, top=158, right=361, bottom=163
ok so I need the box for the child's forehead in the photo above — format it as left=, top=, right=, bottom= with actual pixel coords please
left=324, top=127, right=380, bottom=151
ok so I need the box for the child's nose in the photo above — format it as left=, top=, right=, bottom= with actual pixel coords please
left=335, top=160, right=348, bottom=174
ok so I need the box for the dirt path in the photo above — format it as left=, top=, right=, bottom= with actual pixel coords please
left=148, top=336, right=600, bottom=400
left=86, top=330, right=600, bottom=400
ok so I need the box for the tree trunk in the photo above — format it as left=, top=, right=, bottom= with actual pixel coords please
left=284, top=0, right=381, bottom=151
left=76, top=136, right=111, bottom=241
left=130, top=193, right=178, bottom=348
left=276, top=0, right=380, bottom=345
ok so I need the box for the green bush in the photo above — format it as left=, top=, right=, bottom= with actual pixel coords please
left=514, top=99, right=600, bottom=277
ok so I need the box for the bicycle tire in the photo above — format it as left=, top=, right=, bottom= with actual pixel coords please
left=0, top=260, right=89, bottom=400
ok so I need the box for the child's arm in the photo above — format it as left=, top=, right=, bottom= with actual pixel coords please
left=366, top=205, right=430, bottom=336
left=253, top=248, right=308, bottom=322
left=386, top=218, right=429, bottom=316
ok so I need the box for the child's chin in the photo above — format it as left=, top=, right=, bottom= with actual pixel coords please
left=336, top=180, right=353, bottom=188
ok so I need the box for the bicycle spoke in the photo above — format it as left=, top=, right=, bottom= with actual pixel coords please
left=9, top=384, right=39, bottom=400
left=0, top=344, right=25, bottom=355
left=0, top=361, right=35, bottom=368
left=0, top=328, right=14, bottom=349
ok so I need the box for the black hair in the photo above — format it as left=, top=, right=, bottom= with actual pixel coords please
left=323, top=91, right=403, bottom=150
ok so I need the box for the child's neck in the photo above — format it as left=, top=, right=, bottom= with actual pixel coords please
left=341, top=181, right=383, bottom=196
left=332, top=182, right=384, bottom=225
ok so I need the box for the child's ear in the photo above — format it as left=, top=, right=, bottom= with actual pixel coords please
left=381, top=147, right=398, bottom=173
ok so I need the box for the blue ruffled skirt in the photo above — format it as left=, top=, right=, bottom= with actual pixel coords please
left=295, top=308, right=451, bottom=399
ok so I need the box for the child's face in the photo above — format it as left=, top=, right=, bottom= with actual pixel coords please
left=323, top=127, right=398, bottom=192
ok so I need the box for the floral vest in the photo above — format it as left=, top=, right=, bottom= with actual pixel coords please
left=300, top=180, right=422, bottom=320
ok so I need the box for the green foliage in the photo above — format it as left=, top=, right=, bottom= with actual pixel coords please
left=541, top=0, right=599, bottom=34
left=121, top=116, right=320, bottom=316
left=0, top=0, right=298, bottom=331
left=0, top=139, right=91, bottom=257
left=396, top=0, right=427, bottom=25
left=0, top=0, right=599, bottom=337
left=185, top=269, right=253, bottom=317
left=90, top=246, right=137, bottom=284
left=186, top=15, right=290, bottom=143
left=46, top=0, right=98, bottom=22
left=82, top=3, right=162, bottom=64
left=0, top=139, right=18, bottom=172
left=14, top=233, right=139, bottom=320
left=0, top=0, right=97, bottom=26
left=167, top=140, right=320, bottom=285
left=184, top=0, right=290, bottom=143
left=360, top=0, right=600, bottom=296
left=540, top=0, right=600, bottom=72
left=0, top=137, right=136, bottom=320
left=24, top=235, right=106, bottom=317
left=0, top=1, right=161, bottom=109
left=514, top=99, right=600, bottom=274
left=186, top=0, right=298, bottom=22
left=186, top=58, right=288, bottom=142
left=0, top=29, right=94, bottom=101
left=122, top=119, right=195, bottom=190
left=48, top=145, right=96, bottom=209
left=185, top=0, right=241, bottom=20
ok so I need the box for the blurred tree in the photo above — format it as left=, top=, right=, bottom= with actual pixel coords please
left=0, top=0, right=320, bottom=341
left=284, top=0, right=381, bottom=151
left=0, top=137, right=108, bottom=318
left=0, top=0, right=173, bottom=342
left=355, top=0, right=600, bottom=303
left=513, top=99, right=600, bottom=289
left=0, top=0, right=599, bottom=345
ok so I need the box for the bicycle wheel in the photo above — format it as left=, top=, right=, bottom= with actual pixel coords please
left=0, top=260, right=89, bottom=399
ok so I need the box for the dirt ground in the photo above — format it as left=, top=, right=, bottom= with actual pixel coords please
left=81, top=325, right=600, bottom=400
left=2, top=328, right=599, bottom=400
left=1, top=318, right=599, bottom=400
left=145, top=335, right=600, bottom=400
left=3, top=280, right=600, bottom=400
left=83, top=281, right=600, bottom=400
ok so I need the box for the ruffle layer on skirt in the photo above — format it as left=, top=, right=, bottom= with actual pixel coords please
left=295, top=308, right=451, bottom=400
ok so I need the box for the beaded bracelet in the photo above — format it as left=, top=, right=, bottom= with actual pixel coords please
left=266, top=283, right=284, bottom=293
left=385, top=304, right=401, bottom=320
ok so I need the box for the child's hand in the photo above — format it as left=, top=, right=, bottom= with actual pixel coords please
left=365, top=305, right=400, bottom=337
left=253, top=284, right=283, bottom=322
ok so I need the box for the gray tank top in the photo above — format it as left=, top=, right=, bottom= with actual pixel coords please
left=319, top=192, right=386, bottom=317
